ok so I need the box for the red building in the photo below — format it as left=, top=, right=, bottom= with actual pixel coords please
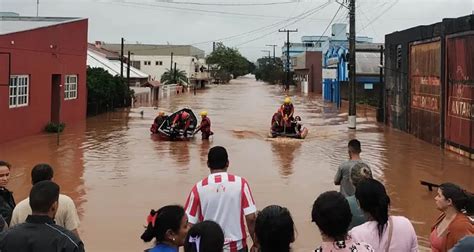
left=0, top=16, right=88, bottom=143
left=292, top=51, right=323, bottom=94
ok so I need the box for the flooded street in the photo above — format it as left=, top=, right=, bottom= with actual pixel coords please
left=1, top=76, right=473, bottom=251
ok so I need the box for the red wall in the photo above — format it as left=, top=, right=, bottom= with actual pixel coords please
left=305, top=51, right=323, bottom=94
left=0, top=19, right=88, bottom=143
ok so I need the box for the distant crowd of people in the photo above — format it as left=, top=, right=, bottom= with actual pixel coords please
left=0, top=140, right=472, bottom=251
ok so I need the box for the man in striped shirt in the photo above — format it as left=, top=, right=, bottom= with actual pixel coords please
left=185, top=146, right=257, bottom=252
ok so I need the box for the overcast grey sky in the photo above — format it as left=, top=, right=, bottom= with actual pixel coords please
left=2, top=0, right=473, bottom=61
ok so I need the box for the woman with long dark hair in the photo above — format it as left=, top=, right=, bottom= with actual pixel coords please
left=141, top=205, right=189, bottom=252
left=312, top=191, right=374, bottom=251
left=255, top=205, right=295, bottom=252
left=350, top=179, right=418, bottom=251
left=430, top=183, right=474, bottom=252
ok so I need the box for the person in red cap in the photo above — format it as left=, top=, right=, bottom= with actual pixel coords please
left=171, top=111, right=193, bottom=138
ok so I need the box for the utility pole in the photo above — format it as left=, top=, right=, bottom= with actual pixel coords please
left=379, top=45, right=385, bottom=124
left=170, top=52, right=174, bottom=72
left=261, top=50, right=271, bottom=58
left=213, top=42, right=216, bottom=52
left=127, top=51, right=131, bottom=88
left=174, top=62, right=177, bottom=83
left=348, top=0, right=357, bottom=129
left=279, top=29, right=298, bottom=91
left=120, top=38, right=124, bottom=79
left=36, top=0, right=39, bottom=17
left=266, top=44, right=277, bottom=60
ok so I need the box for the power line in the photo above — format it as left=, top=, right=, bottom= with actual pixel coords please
left=358, top=0, right=400, bottom=32
left=234, top=1, right=332, bottom=47
left=115, top=0, right=331, bottom=53
left=101, top=0, right=327, bottom=20
left=313, top=3, right=344, bottom=44
left=152, top=0, right=298, bottom=6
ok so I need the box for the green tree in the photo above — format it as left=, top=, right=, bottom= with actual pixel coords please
left=160, top=68, right=189, bottom=85
left=254, top=57, right=285, bottom=84
left=206, top=42, right=251, bottom=82
left=86, top=67, right=133, bottom=115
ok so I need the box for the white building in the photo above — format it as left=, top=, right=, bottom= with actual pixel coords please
left=99, top=42, right=207, bottom=83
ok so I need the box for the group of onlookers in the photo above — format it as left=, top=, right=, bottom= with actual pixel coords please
left=141, top=141, right=473, bottom=252
left=0, top=139, right=472, bottom=252
left=0, top=161, right=84, bottom=251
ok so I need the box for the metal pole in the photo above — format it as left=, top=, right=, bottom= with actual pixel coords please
left=174, top=62, right=177, bottom=83
left=380, top=45, right=384, bottom=124
left=278, top=29, right=298, bottom=91
left=266, top=44, right=277, bottom=60
left=170, top=52, right=174, bottom=72
left=37, top=0, right=39, bottom=17
left=261, top=50, right=271, bottom=58
left=348, top=0, right=357, bottom=129
left=127, top=51, right=131, bottom=88
left=286, top=31, right=290, bottom=90
left=120, top=38, right=124, bottom=79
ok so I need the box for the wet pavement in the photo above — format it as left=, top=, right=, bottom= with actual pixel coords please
left=0, top=76, right=473, bottom=251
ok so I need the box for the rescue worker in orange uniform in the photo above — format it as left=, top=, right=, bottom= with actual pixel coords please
left=150, top=111, right=167, bottom=134
left=271, top=109, right=283, bottom=133
left=171, top=110, right=193, bottom=138
left=194, top=111, right=213, bottom=140
left=280, top=97, right=295, bottom=129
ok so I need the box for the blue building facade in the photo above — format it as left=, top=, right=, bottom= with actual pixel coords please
left=323, top=43, right=383, bottom=107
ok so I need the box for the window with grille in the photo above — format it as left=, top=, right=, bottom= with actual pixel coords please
left=9, top=75, right=29, bottom=108
left=65, top=75, right=78, bottom=100
left=397, top=45, right=402, bottom=69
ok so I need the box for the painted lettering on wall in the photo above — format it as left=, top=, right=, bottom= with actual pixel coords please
left=450, top=99, right=474, bottom=120
left=412, top=94, right=439, bottom=112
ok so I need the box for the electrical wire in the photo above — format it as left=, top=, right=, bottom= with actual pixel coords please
left=152, top=0, right=298, bottom=6
left=358, top=0, right=400, bottom=32
left=115, top=0, right=331, bottom=52
left=233, top=1, right=332, bottom=47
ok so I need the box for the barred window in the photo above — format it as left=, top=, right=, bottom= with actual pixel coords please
left=9, top=75, right=29, bottom=108
left=65, top=75, right=78, bottom=100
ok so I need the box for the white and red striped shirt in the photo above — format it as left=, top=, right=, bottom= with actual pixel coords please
left=184, top=172, right=257, bottom=252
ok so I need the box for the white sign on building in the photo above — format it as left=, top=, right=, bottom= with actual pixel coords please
left=323, top=69, right=337, bottom=80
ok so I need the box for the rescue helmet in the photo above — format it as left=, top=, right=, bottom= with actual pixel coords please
left=284, top=97, right=291, bottom=104
left=200, top=111, right=208, bottom=116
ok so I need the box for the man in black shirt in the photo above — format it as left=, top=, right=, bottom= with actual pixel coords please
left=0, top=181, right=84, bottom=252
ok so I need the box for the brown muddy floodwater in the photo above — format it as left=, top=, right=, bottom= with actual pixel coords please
left=1, top=76, right=473, bottom=251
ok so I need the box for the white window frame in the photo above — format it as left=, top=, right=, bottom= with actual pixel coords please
left=9, top=75, right=29, bottom=108
left=64, top=75, right=78, bottom=100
